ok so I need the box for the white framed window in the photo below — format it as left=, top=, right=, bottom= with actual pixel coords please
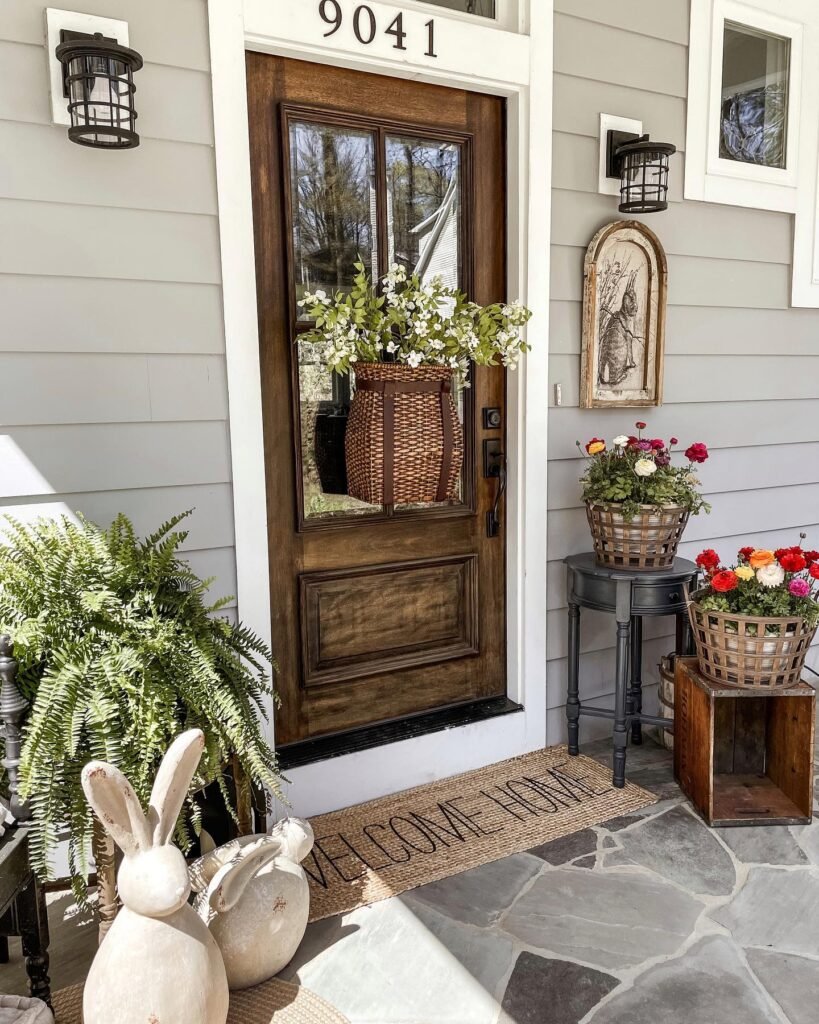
left=686, top=0, right=805, bottom=212
left=403, top=0, right=520, bottom=31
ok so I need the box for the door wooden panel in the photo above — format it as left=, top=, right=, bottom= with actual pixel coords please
left=247, top=55, right=507, bottom=747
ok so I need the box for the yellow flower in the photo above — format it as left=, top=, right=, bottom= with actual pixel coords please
left=586, top=441, right=606, bottom=455
left=734, top=565, right=754, bottom=581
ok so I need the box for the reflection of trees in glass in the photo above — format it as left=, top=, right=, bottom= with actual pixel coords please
left=423, top=0, right=495, bottom=16
left=290, top=123, right=377, bottom=300
left=387, top=139, right=460, bottom=287
left=720, top=83, right=787, bottom=167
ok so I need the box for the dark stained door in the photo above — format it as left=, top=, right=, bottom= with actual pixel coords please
left=246, top=55, right=508, bottom=748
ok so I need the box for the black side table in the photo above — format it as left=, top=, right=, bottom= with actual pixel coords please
left=565, top=552, right=698, bottom=788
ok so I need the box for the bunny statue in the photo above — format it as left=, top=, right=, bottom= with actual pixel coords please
left=189, top=818, right=314, bottom=990
left=80, top=729, right=229, bottom=1024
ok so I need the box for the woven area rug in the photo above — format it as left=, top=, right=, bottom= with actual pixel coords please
left=51, top=978, right=349, bottom=1024
left=306, top=745, right=655, bottom=920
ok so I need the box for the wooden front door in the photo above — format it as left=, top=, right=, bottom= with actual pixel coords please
left=247, top=55, right=508, bottom=749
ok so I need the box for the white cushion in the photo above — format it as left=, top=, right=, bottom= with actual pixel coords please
left=0, top=995, right=54, bottom=1024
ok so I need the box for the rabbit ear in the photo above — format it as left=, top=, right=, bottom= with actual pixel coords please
left=146, top=729, right=205, bottom=846
left=209, top=837, right=285, bottom=914
left=82, top=762, right=151, bottom=856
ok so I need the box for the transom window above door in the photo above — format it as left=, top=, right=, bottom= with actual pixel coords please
left=420, top=0, right=496, bottom=18
left=283, top=109, right=472, bottom=524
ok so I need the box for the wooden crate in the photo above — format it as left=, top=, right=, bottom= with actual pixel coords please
left=674, top=657, right=815, bottom=827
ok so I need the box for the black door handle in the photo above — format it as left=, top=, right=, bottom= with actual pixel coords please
left=486, top=453, right=506, bottom=538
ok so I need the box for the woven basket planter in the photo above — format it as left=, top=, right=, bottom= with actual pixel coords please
left=345, top=363, right=463, bottom=507
left=586, top=502, right=689, bottom=571
left=688, top=589, right=817, bottom=690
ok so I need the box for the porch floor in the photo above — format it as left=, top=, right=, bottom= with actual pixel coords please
left=3, top=736, right=819, bottom=1023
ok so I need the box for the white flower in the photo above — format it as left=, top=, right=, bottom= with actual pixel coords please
left=435, top=295, right=457, bottom=319
left=414, top=322, right=429, bottom=337
left=385, top=340, right=398, bottom=354
left=314, top=289, right=327, bottom=301
left=406, top=350, right=423, bottom=368
left=757, top=563, right=785, bottom=588
left=634, top=458, right=657, bottom=477
left=613, top=435, right=630, bottom=447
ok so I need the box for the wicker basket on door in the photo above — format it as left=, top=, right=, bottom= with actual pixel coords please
left=688, top=589, right=817, bottom=690
left=586, top=502, right=689, bottom=571
left=345, top=363, right=463, bottom=507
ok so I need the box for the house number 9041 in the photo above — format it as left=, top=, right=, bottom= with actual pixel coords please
left=318, top=1, right=438, bottom=58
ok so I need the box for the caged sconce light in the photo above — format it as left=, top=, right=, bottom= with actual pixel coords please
left=605, top=131, right=676, bottom=214
left=55, top=30, right=143, bottom=149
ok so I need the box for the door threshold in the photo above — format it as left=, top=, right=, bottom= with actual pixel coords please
left=277, top=696, right=523, bottom=771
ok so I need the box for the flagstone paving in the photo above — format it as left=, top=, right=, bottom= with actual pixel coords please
left=3, top=735, right=819, bottom=1024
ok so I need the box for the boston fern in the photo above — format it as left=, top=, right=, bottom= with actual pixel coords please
left=0, top=511, right=281, bottom=891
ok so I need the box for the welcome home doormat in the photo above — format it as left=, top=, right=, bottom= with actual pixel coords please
left=305, top=745, right=655, bottom=920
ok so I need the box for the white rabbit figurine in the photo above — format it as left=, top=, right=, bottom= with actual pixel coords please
left=189, top=818, right=314, bottom=990
left=81, top=729, right=229, bottom=1024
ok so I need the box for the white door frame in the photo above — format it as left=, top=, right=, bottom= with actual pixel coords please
left=207, top=0, right=553, bottom=816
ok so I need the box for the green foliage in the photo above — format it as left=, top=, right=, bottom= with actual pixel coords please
left=0, top=511, right=281, bottom=892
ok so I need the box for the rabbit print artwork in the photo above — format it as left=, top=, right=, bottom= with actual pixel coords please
left=80, top=730, right=229, bottom=1024
left=580, top=221, right=668, bottom=409
left=189, top=818, right=314, bottom=990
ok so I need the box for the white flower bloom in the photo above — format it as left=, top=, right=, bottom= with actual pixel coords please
left=407, top=350, right=423, bottom=368
left=414, top=322, right=429, bottom=337
left=385, top=340, right=398, bottom=354
left=314, top=289, right=327, bottom=301
left=757, top=563, right=785, bottom=588
left=435, top=295, right=457, bottom=319
left=634, top=458, right=657, bottom=477
left=613, top=435, right=630, bottom=447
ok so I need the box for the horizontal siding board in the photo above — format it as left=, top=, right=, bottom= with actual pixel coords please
left=147, top=356, right=229, bottom=422
left=551, top=245, right=790, bottom=309
left=1, top=484, right=235, bottom=551
left=0, top=423, right=231, bottom=497
left=553, top=73, right=686, bottom=149
left=554, top=0, right=689, bottom=45
left=550, top=186, right=791, bottom=265
left=0, top=121, right=217, bottom=215
left=549, top=353, right=819, bottom=407
left=554, top=14, right=687, bottom=98
left=547, top=638, right=670, bottom=710
left=548, top=444, right=819, bottom=511
left=0, top=275, right=224, bottom=354
left=0, top=199, right=221, bottom=284
left=0, top=0, right=210, bottom=72
left=546, top=607, right=674, bottom=662
left=186, top=547, right=239, bottom=607
left=550, top=302, right=819, bottom=356
left=0, top=42, right=214, bottom=146
left=553, top=134, right=684, bottom=203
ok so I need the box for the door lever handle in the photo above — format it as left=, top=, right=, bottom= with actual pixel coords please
left=486, top=449, right=506, bottom=539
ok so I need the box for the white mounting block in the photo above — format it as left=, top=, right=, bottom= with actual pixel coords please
left=598, top=113, right=643, bottom=199
left=45, top=8, right=131, bottom=127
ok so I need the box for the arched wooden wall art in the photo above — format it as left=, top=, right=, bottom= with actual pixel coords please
left=580, top=220, right=668, bottom=409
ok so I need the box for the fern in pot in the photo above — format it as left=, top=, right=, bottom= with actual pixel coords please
left=578, top=422, right=711, bottom=571
left=0, top=510, right=280, bottom=920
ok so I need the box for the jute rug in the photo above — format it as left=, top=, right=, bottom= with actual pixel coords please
left=305, top=745, right=655, bottom=920
left=51, top=978, right=349, bottom=1024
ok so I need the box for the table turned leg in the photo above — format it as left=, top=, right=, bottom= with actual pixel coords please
left=613, top=581, right=631, bottom=789
left=17, top=872, right=50, bottom=1006
left=676, top=611, right=695, bottom=656
left=628, top=615, right=643, bottom=745
left=567, top=600, right=581, bottom=755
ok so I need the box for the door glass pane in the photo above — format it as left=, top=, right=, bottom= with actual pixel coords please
left=386, top=135, right=462, bottom=289
left=421, top=0, right=496, bottom=17
left=720, top=21, right=790, bottom=168
left=289, top=120, right=379, bottom=314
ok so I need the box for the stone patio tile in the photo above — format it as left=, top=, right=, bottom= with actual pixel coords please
left=500, top=866, right=703, bottom=970
left=605, top=806, right=736, bottom=895
left=499, top=953, right=618, bottom=1024
left=528, top=828, right=597, bottom=865
left=573, top=854, right=596, bottom=869
left=712, top=866, right=819, bottom=956
left=282, top=897, right=513, bottom=1024
left=404, top=853, right=543, bottom=927
left=589, top=936, right=779, bottom=1024
left=746, top=948, right=819, bottom=1024
left=715, top=825, right=808, bottom=865
left=793, top=821, right=819, bottom=864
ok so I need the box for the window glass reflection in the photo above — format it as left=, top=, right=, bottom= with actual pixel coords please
left=421, top=0, right=495, bottom=17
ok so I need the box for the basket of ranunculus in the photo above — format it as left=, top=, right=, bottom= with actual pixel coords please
left=578, top=422, right=711, bottom=571
left=689, top=539, right=819, bottom=689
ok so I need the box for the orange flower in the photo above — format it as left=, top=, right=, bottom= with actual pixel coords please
left=749, top=549, right=775, bottom=569
left=585, top=438, right=606, bottom=455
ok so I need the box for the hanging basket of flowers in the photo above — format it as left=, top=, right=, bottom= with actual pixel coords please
left=689, top=541, right=819, bottom=689
left=578, top=423, right=710, bottom=571
left=299, top=261, right=532, bottom=508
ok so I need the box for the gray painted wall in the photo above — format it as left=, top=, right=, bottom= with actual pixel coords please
left=546, top=0, right=819, bottom=742
left=0, top=0, right=237, bottom=613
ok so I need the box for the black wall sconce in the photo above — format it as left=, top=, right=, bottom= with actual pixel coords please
left=606, top=131, right=676, bottom=214
left=55, top=30, right=143, bottom=149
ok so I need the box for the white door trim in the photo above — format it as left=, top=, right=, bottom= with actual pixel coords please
left=207, top=0, right=553, bottom=815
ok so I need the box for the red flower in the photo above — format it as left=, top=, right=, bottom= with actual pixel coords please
left=780, top=551, right=807, bottom=573
left=810, top=563, right=819, bottom=580
left=738, top=546, right=755, bottom=563
left=635, top=421, right=647, bottom=430
left=650, top=439, right=665, bottom=450
left=670, top=436, right=679, bottom=446
left=685, top=442, right=709, bottom=463
left=711, top=570, right=739, bottom=593
left=804, top=550, right=819, bottom=565
left=696, top=549, right=721, bottom=573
